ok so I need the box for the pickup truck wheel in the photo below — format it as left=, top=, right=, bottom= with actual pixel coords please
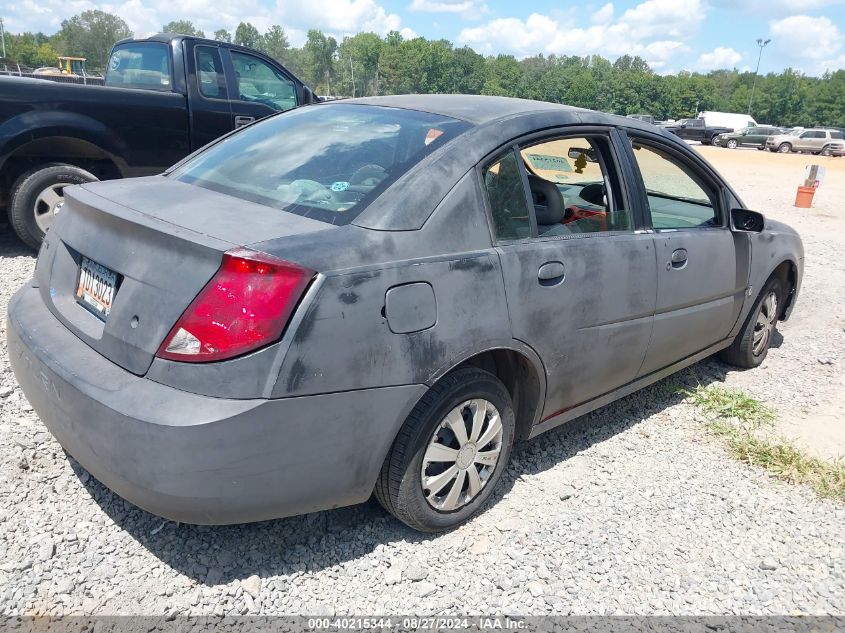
left=719, top=276, right=784, bottom=369
left=374, top=367, right=515, bottom=532
left=9, top=164, right=98, bottom=250
left=777, top=143, right=792, bottom=154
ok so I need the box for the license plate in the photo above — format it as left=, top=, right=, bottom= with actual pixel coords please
left=76, top=257, right=118, bottom=318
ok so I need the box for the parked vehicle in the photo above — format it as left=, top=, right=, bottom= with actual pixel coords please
left=663, top=118, right=732, bottom=145
left=699, top=111, right=758, bottom=131
left=765, top=128, right=845, bottom=156
left=714, top=126, right=786, bottom=149
left=8, top=95, right=803, bottom=532
left=0, top=33, right=316, bottom=249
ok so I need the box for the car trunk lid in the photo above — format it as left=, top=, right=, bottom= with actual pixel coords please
left=36, top=177, right=329, bottom=375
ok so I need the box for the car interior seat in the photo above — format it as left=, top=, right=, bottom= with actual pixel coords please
left=528, top=174, right=573, bottom=236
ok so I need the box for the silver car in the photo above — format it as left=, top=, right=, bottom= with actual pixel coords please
left=8, top=95, right=804, bottom=532
left=766, top=128, right=845, bottom=155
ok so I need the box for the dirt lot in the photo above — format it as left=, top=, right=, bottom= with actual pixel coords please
left=695, top=145, right=845, bottom=460
left=0, top=146, right=843, bottom=617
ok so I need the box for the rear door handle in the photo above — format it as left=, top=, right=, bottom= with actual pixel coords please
left=538, top=261, right=565, bottom=286
left=668, top=248, right=688, bottom=270
left=234, top=115, right=255, bottom=128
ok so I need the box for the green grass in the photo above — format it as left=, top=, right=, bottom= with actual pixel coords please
left=684, top=385, right=845, bottom=502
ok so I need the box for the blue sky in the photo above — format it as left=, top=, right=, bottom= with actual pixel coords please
left=5, top=0, right=845, bottom=75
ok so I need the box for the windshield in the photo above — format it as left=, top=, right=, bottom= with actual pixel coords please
left=171, top=104, right=471, bottom=225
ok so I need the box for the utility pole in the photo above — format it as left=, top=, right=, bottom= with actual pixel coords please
left=748, top=38, right=771, bottom=116
left=0, top=17, right=7, bottom=59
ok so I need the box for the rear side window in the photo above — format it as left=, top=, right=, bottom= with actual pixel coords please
left=172, top=104, right=471, bottom=225
left=105, top=43, right=172, bottom=91
left=483, top=150, right=532, bottom=242
left=196, top=46, right=227, bottom=99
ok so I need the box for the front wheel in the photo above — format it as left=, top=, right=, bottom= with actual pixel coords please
left=374, top=367, right=515, bottom=532
left=8, top=164, right=98, bottom=250
left=726, top=139, right=738, bottom=149
left=778, top=143, right=792, bottom=154
left=719, top=277, right=784, bottom=368
left=821, top=145, right=833, bottom=157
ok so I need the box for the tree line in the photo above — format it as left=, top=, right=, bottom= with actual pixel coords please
left=4, top=10, right=844, bottom=128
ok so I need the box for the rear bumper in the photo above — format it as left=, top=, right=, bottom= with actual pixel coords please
left=7, top=284, right=425, bottom=524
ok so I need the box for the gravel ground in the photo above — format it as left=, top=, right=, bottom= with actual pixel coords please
left=1, top=149, right=844, bottom=617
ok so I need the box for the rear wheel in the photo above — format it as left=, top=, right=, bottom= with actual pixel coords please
left=778, top=143, right=792, bottom=154
left=9, top=164, right=98, bottom=250
left=719, top=276, right=784, bottom=368
left=374, top=367, right=515, bottom=532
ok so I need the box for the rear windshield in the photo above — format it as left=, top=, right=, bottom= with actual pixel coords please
left=171, top=104, right=471, bottom=225
left=106, top=42, right=172, bottom=91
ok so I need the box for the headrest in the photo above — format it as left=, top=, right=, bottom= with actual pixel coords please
left=579, top=183, right=605, bottom=206
left=527, top=174, right=565, bottom=224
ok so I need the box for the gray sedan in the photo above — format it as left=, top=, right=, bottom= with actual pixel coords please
left=7, top=95, right=803, bottom=532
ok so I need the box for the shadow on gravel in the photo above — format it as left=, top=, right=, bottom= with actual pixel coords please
left=70, top=357, right=740, bottom=587
left=0, top=225, right=35, bottom=258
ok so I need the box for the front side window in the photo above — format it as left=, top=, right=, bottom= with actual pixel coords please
left=105, top=43, right=172, bottom=91
left=519, top=136, right=631, bottom=236
left=196, top=46, right=227, bottom=99
left=630, top=141, right=718, bottom=229
left=172, top=104, right=471, bottom=225
left=483, top=150, right=532, bottom=242
left=231, top=51, right=297, bottom=112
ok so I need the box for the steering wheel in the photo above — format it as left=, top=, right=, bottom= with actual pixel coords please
left=350, top=164, right=387, bottom=187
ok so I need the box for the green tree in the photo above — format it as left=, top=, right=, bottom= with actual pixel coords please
left=54, top=10, right=133, bottom=69
left=302, top=29, right=337, bottom=94
left=262, top=25, right=290, bottom=63
left=234, top=22, right=263, bottom=50
left=213, top=29, right=232, bottom=43
left=162, top=20, right=205, bottom=37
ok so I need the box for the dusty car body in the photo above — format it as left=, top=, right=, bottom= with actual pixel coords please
left=7, top=95, right=803, bottom=532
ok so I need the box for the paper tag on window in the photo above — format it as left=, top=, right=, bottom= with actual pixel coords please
left=425, top=128, right=444, bottom=146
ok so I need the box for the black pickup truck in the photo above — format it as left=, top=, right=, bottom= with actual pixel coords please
left=662, top=118, right=732, bottom=146
left=0, top=33, right=316, bottom=248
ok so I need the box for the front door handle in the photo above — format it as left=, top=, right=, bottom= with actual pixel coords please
left=538, top=261, right=565, bottom=286
left=668, top=248, right=688, bottom=270
left=234, top=115, right=255, bottom=128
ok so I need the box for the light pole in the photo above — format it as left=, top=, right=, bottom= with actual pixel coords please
left=747, top=38, right=771, bottom=116
left=0, top=18, right=7, bottom=59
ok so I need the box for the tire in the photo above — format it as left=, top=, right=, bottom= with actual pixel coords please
left=709, top=135, right=721, bottom=146
left=719, top=276, right=785, bottom=369
left=778, top=143, right=792, bottom=154
left=374, top=367, right=515, bottom=532
left=821, top=145, right=832, bottom=157
left=726, top=139, right=738, bottom=149
left=8, top=164, right=98, bottom=250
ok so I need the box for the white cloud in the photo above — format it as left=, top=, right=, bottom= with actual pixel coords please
left=769, top=15, right=841, bottom=62
left=458, top=0, right=703, bottom=69
left=697, top=46, right=742, bottom=70
left=4, top=0, right=411, bottom=42
left=591, top=2, right=614, bottom=25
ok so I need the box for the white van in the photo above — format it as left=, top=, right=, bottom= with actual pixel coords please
left=699, top=111, right=758, bottom=131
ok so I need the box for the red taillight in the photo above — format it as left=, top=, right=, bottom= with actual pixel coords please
left=156, top=248, right=314, bottom=363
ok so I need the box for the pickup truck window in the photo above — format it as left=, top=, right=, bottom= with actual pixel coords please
left=105, top=43, right=172, bottom=91
left=171, top=104, right=471, bottom=225
left=231, top=51, right=297, bottom=112
left=196, top=46, right=227, bottom=99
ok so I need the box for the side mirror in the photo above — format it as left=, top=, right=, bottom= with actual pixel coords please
left=731, top=208, right=764, bottom=233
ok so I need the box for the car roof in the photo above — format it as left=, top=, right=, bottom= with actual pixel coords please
left=342, top=94, right=601, bottom=126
